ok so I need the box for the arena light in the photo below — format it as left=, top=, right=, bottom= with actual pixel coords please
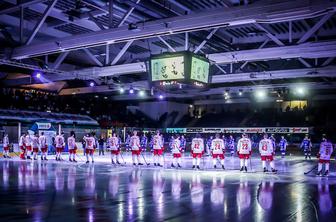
left=119, top=87, right=125, bottom=94
left=36, top=72, right=41, bottom=78
left=255, top=89, right=266, bottom=100
left=89, top=82, right=95, bottom=87
left=296, top=87, right=305, bottom=95
left=158, top=94, right=164, bottom=100
left=238, top=90, right=243, bottom=96
left=224, top=90, right=229, bottom=96
left=138, top=90, right=145, bottom=97
left=129, top=87, right=134, bottom=94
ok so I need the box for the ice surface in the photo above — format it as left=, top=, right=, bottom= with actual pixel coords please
left=0, top=154, right=335, bottom=221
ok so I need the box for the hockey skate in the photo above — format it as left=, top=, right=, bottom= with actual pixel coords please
left=196, top=166, right=200, bottom=170
left=44, top=157, right=48, bottom=161
left=111, top=160, right=115, bottom=164
left=316, top=171, right=322, bottom=176
left=177, top=163, right=181, bottom=168
left=69, top=158, right=72, bottom=162
left=154, top=163, right=157, bottom=166
left=214, top=165, right=217, bottom=169
left=240, top=166, right=244, bottom=171
left=192, top=165, right=195, bottom=169
left=244, top=166, right=247, bottom=172
left=271, top=168, right=277, bottom=173
left=222, top=165, right=225, bottom=170
left=117, top=161, right=121, bottom=165
left=324, top=170, right=329, bottom=177
left=263, top=167, right=268, bottom=173
left=3, top=155, right=6, bottom=158
left=138, top=163, right=143, bottom=166
left=86, top=161, right=89, bottom=164
left=171, top=163, right=175, bottom=168
left=133, top=163, right=136, bottom=166
left=73, top=159, right=77, bottom=162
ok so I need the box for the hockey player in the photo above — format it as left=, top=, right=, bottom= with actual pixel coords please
left=31, top=132, right=39, bottom=160
left=279, top=136, right=287, bottom=158
left=19, top=132, right=26, bottom=159
left=180, top=135, right=186, bottom=153
left=108, top=132, right=121, bottom=164
left=227, top=135, right=235, bottom=157
left=191, top=134, right=204, bottom=169
left=125, top=134, right=131, bottom=152
left=316, top=136, right=333, bottom=176
left=25, top=132, right=32, bottom=159
left=259, top=134, right=277, bottom=173
left=171, top=135, right=182, bottom=168
left=152, top=131, right=164, bottom=167
left=140, top=133, right=148, bottom=152
left=84, top=133, right=96, bottom=163
left=68, top=131, right=77, bottom=162
left=55, top=132, right=65, bottom=161
left=211, top=134, right=225, bottom=169
left=237, top=134, right=252, bottom=172
left=2, top=134, right=10, bottom=158
left=300, top=135, right=312, bottom=160
left=39, top=132, right=48, bottom=160
left=130, top=131, right=143, bottom=166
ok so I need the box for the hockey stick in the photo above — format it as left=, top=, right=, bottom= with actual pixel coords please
left=249, top=157, right=253, bottom=171
left=141, top=153, right=150, bottom=166
left=304, top=165, right=318, bottom=175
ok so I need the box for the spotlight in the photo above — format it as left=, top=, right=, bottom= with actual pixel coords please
left=158, top=94, right=164, bottom=100
left=138, top=90, right=145, bottom=97
left=36, top=72, right=41, bottom=78
left=224, top=90, right=229, bottom=96
left=89, top=82, right=95, bottom=87
left=238, top=90, right=243, bottom=96
left=296, top=87, right=305, bottom=95
left=119, top=87, right=125, bottom=94
left=255, top=89, right=266, bottom=99
left=129, top=87, right=134, bottom=94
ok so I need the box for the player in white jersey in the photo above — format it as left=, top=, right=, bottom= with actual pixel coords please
left=25, top=132, right=32, bottom=159
left=317, top=136, right=333, bottom=176
left=108, top=133, right=121, bottom=164
left=83, top=133, right=96, bottom=163
left=191, top=134, right=204, bottom=170
left=55, top=132, right=65, bottom=161
left=31, top=132, right=40, bottom=160
left=68, top=131, right=77, bottom=162
left=237, top=134, right=252, bottom=172
left=211, top=134, right=225, bottom=169
left=129, top=131, right=143, bottom=166
left=171, top=135, right=182, bottom=168
left=19, top=132, right=26, bottom=159
left=259, top=134, right=277, bottom=173
left=2, top=134, right=10, bottom=158
left=39, top=132, right=48, bottom=160
left=152, top=131, right=164, bottom=167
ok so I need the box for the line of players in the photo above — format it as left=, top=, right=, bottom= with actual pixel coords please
left=2, top=131, right=333, bottom=175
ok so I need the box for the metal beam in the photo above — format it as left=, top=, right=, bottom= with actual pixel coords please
left=215, top=64, right=226, bottom=74
left=105, top=44, right=110, bottom=65
left=194, top=28, right=218, bottom=53
left=111, top=40, right=134, bottom=65
left=254, top=23, right=285, bottom=46
left=238, top=39, right=269, bottom=70
left=0, top=0, right=46, bottom=15
left=20, top=6, right=24, bottom=44
left=321, top=57, right=334, bottom=66
left=297, top=11, right=334, bottom=44
left=83, top=48, right=103, bottom=67
left=117, top=0, right=141, bottom=28
left=157, top=36, right=176, bottom=52
left=208, top=40, right=336, bottom=64
left=51, top=51, right=69, bottom=69
left=25, top=0, right=58, bottom=45
left=13, top=0, right=336, bottom=59
left=289, top=21, right=292, bottom=43
left=109, top=0, right=114, bottom=28
left=167, top=0, right=191, bottom=14
left=298, top=58, right=312, bottom=68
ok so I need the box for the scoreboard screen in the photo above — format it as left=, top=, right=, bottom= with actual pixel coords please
left=150, top=56, right=185, bottom=81
left=190, top=56, right=210, bottom=84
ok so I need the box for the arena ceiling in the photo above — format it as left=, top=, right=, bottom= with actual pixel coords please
left=0, top=0, right=335, bottom=101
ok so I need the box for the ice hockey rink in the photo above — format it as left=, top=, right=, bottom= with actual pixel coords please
left=0, top=154, right=335, bottom=222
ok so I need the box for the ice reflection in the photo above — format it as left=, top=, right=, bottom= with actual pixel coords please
left=109, top=174, right=119, bottom=198
left=318, top=182, right=332, bottom=213
left=236, top=178, right=251, bottom=214
left=2, top=161, right=9, bottom=188
left=85, top=165, right=95, bottom=195
left=171, top=171, right=182, bottom=201
left=190, top=174, right=203, bottom=204
left=67, top=166, right=76, bottom=192
left=38, top=162, right=47, bottom=190
left=55, top=165, right=64, bottom=191
left=210, top=175, right=225, bottom=205
left=257, top=180, right=274, bottom=210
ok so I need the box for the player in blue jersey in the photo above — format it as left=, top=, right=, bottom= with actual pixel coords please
left=300, top=135, right=312, bottom=160
left=278, top=136, right=288, bottom=158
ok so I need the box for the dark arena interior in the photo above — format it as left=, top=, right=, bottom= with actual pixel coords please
left=1, top=0, right=336, bottom=221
